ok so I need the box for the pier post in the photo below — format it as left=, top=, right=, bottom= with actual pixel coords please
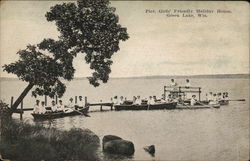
left=164, top=86, right=166, bottom=100
left=45, top=95, right=47, bottom=106
left=198, top=87, right=201, bottom=101
left=100, top=100, right=103, bottom=111
left=20, top=100, right=23, bottom=120
left=55, top=95, right=58, bottom=104
left=75, top=96, right=77, bottom=104
left=10, top=96, right=14, bottom=108
left=111, top=104, right=113, bottom=111
left=85, top=96, right=87, bottom=106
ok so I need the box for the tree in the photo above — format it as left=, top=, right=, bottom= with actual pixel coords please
left=2, top=0, right=129, bottom=113
left=3, top=42, right=74, bottom=112
left=45, top=0, right=129, bottom=86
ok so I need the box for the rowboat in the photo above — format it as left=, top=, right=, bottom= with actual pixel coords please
left=219, top=100, right=229, bottom=105
left=114, top=102, right=177, bottom=111
left=200, top=100, right=229, bottom=106
left=176, top=103, right=220, bottom=109
left=31, top=106, right=89, bottom=120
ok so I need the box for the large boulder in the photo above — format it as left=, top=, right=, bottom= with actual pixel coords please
left=102, top=135, right=122, bottom=146
left=102, top=135, right=134, bottom=156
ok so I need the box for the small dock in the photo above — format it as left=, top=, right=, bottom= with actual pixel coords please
left=12, top=86, right=204, bottom=120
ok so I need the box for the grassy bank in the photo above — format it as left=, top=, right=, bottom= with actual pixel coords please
left=0, top=119, right=100, bottom=161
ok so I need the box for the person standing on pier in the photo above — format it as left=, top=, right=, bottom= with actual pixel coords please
left=185, top=79, right=192, bottom=99
left=170, top=79, right=178, bottom=87
left=170, top=79, right=178, bottom=98
left=185, top=79, right=191, bottom=88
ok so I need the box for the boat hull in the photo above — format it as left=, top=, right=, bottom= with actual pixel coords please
left=114, top=102, right=177, bottom=111
left=176, top=104, right=220, bottom=109
left=201, top=100, right=229, bottom=106
left=31, top=107, right=89, bottom=120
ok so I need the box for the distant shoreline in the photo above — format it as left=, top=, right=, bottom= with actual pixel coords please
left=1, top=74, right=249, bottom=81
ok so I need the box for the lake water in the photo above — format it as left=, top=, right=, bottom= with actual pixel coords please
left=1, top=78, right=249, bottom=160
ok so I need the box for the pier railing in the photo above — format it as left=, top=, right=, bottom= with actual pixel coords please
left=164, top=86, right=201, bottom=101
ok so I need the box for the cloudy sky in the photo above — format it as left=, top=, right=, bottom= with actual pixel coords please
left=0, top=1, right=249, bottom=78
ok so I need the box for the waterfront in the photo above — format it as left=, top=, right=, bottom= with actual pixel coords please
left=1, top=78, right=249, bottom=160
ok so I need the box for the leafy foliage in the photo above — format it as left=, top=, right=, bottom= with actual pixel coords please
left=45, top=0, right=129, bottom=86
left=3, top=43, right=74, bottom=98
left=2, top=0, right=129, bottom=102
left=0, top=100, right=11, bottom=116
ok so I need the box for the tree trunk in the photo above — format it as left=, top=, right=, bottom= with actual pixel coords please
left=10, top=83, right=34, bottom=114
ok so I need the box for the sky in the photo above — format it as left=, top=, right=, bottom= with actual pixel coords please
left=0, top=1, right=249, bottom=78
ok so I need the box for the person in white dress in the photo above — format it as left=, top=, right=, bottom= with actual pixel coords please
left=51, top=100, right=57, bottom=112
left=160, top=94, right=166, bottom=103
left=135, top=96, right=142, bottom=105
left=209, top=94, right=218, bottom=105
left=224, top=92, right=229, bottom=101
left=148, top=96, right=155, bottom=105
left=185, top=79, right=191, bottom=88
left=119, top=96, right=124, bottom=105
left=33, top=100, right=40, bottom=114
left=64, top=98, right=75, bottom=113
left=167, top=94, right=173, bottom=103
left=208, top=92, right=213, bottom=102
left=113, top=96, right=119, bottom=105
left=57, top=100, right=65, bottom=112
left=132, top=96, right=137, bottom=104
left=77, top=96, right=85, bottom=108
left=170, top=79, right=177, bottom=87
left=217, top=93, right=222, bottom=101
left=190, top=95, right=197, bottom=106
left=67, top=98, right=75, bottom=108
left=40, top=101, right=47, bottom=114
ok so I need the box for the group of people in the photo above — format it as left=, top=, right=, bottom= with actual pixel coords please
left=111, top=78, right=229, bottom=107
left=170, top=78, right=191, bottom=88
left=206, top=92, right=229, bottom=105
left=112, top=94, right=171, bottom=106
left=33, top=96, right=86, bottom=114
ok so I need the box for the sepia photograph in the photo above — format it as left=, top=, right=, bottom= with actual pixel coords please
left=0, top=0, right=249, bottom=161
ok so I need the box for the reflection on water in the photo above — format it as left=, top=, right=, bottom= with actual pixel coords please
left=4, top=78, right=250, bottom=160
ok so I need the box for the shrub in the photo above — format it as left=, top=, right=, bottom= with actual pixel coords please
left=0, top=120, right=100, bottom=161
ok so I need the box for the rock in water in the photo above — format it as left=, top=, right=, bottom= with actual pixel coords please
left=102, top=135, right=122, bottom=149
left=144, top=145, right=155, bottom=155
left=103, top=135, right=135, bottom=156
left=103, top=139, right=135, bottom=155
